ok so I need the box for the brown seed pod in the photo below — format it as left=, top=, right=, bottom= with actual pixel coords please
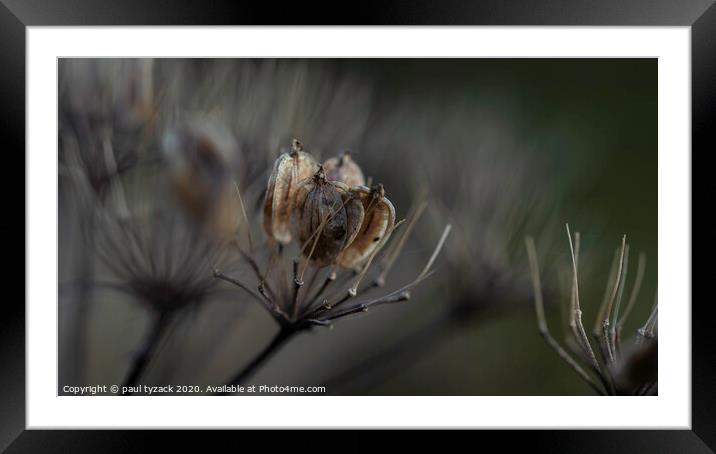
left=323, top=151, right=366, bottom=187
left=292, top=168, right=362, bottom=268
left=262, top=139, right=319, bottom=244
left=337, top=184, right=396, bottom=270
left=161, top=121, right=238, bottom=240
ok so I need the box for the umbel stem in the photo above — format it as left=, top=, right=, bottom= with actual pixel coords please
left=219, top=327, right=298, bottom=394
left=121, top=312, right=172, bottom=394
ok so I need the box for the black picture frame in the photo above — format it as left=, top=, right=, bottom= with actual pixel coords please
left=4, top=0, right=708, bottom=451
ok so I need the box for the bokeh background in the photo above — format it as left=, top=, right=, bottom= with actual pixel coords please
left=58, top=58, right=656, bottom=395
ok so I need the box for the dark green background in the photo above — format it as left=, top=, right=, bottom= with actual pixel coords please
left=332, top=59, right=657, bottom=394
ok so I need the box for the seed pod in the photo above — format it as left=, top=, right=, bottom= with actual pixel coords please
left=292, top=168, right=359, bottom=267
left=337, top=184, right=396, bottom=270
left=161, top=120, right=238, bottom=240
left=263, top=139, right=318, bottom=244
left=323, top=151, right=365, bottom=187
left=613, top=339, right=657, bottom=393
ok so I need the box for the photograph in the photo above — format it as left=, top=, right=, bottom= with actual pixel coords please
left=57, top=57, right=657, bottom=397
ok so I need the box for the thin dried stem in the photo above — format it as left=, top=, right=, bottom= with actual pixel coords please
left=419, top=223, right=451, bottom=280
left=231, top=239, right=272, bottom=293
left=525, top=236, right=605, bottom=395
left=609, top=244, right=630, bottom=356
left=212, top=268, right=265, bottom=307
left=220, top=326, right=297, bottom=391
left=212, top=267, right=289, bottom=323
left=565, top=224, right=602, bottom=375
left=121, top=312, right=172, bottom=394
left=602, top=235, right=627, bottom=364
left=645, top=293, right=658, bottom=333
left=320, top=224, right=451, bottom=323
left=291, top=259, right=303, bottom=320
left=299, top=266, right=321, bottom=307
left=568, top=229, right=580, bottom=328
left=347, top=218, right=406, bottom=297
left=617, top=252, right=647, bottom=332
left=306, top=269, right=336, bottom=307
left=375, top=200, right=427, bottom=287
left=594, top=247, right=621, bottom=336
left=637, top=294, right=658, bottom=344
left=233, top=180, right=254, bottom=254
left=260, top=243, right=281, bottom=299
left=321, top=291, right=411, bottom=322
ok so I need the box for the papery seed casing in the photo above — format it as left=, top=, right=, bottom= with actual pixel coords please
left=293, top=171, right=355, bottom=267
left=337, top=184, right=396, bottom=270
left=323, top=152, right=365, bottom=187
left=342, top=188, right=365, bottom=250
left=262, top=140, right=318, bottom=244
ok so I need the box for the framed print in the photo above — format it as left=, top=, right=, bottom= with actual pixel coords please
left=4, top=0, right=709, bottom=450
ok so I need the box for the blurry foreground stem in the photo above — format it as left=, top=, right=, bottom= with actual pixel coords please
left=121, top=311, right=173, bottom=394
left=219, top=326, right=299, bottom=393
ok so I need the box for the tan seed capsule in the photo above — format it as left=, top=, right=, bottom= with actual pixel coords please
left=323, top=151, right=365, bottom=187
left=262, top=139, right=318, bottom=244
left=293, top=168, right=354, bottom=267
left=337, top=184, right=396, bottom=270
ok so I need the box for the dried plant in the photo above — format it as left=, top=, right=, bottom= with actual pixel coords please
left=525, top=225, right=657, bottom=396
left=60, top=110, right=248, bottom=394
left=89, top=166, right=236, bottom=393
left=210, top=139, right=451, bottom=391
left=58, top=59, right=162, bottom=386
left=60, top=59, right=414, bottom=394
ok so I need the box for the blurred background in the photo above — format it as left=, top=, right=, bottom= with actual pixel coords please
left=58, top=58, right=656, bottom=395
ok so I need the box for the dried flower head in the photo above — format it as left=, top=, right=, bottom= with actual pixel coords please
left=92, top=169, right=228, bottom=315
left=213, top=139, right=450, bottom=332
left=526, top=225, right=657, bottom=395
left=88, top=172, right=234, bottom=393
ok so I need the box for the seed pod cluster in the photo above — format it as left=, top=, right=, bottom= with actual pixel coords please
left=263, top=140, right=396, bottom=270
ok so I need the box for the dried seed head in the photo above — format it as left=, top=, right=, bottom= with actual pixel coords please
left=323, top=151, right=366, bottom=187
left=263, top=139, right=319, bottom=244
left=292, top=167, right=353, bottom=267
left=337, top=184, right=396, bottom=270
left=94, top=176, right=225, bottom=315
